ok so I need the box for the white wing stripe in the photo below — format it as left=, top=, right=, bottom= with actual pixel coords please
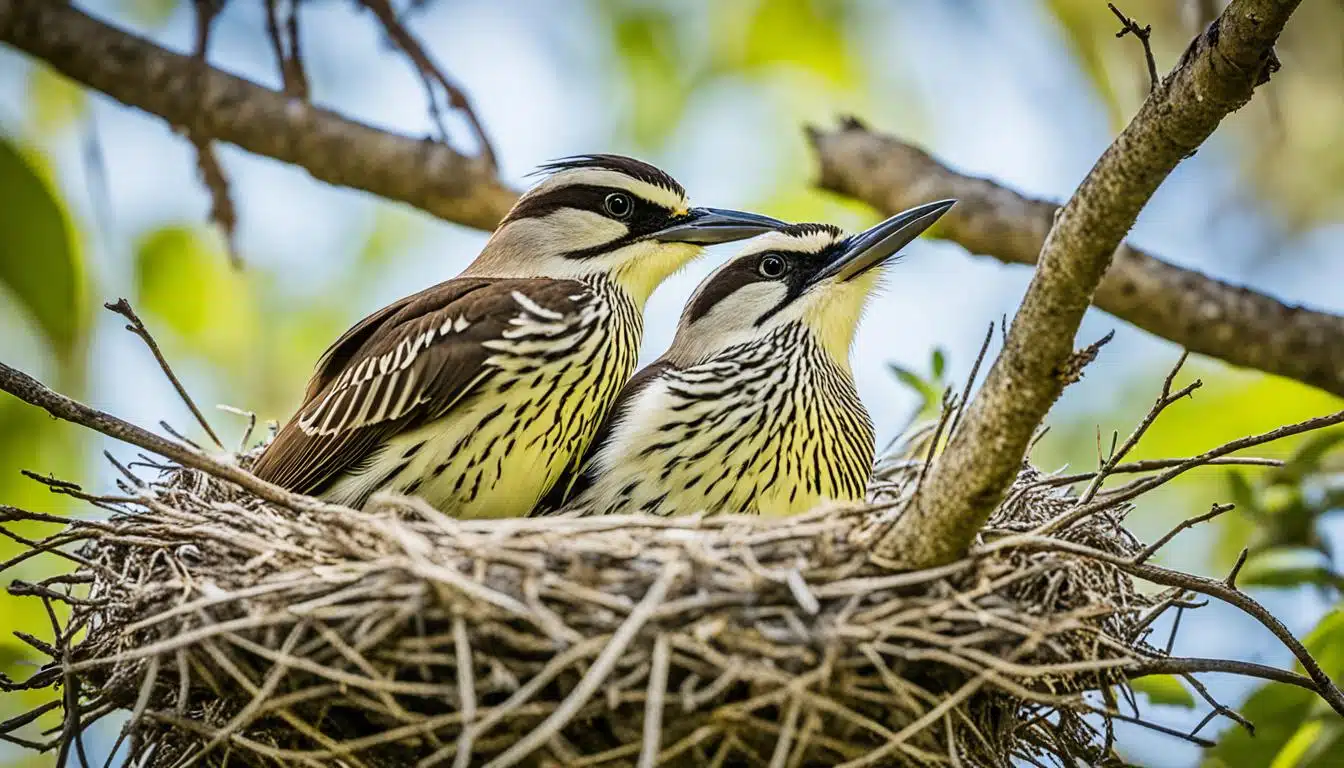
left=511, top=290, right=565, bottom=320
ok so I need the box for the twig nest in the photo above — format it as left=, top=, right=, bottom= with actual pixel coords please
left=3, top=455, right=1163, bottom=767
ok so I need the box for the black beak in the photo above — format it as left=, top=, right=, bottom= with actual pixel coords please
left=649, top=207, right=787, bottom=245
left=810, top=199, right=956, bottom=285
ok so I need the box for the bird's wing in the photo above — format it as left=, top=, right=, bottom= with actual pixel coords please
left=253, top=278, right=593, bottom=497
left=537, top=357, right=674, bottom=513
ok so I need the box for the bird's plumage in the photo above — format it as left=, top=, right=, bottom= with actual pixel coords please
left=548, top=203, right=954, bottom=519
left=253, top=154, right=783, bottom=517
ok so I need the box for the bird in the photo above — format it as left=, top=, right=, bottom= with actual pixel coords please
left=545, top=199, right=956, bottom=518
left=251, top=154, right=785, bottom=518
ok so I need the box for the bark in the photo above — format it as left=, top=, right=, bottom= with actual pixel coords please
left=0, top=0, right=518, bottom=232
left=810, top=123, right=1344, bottom=399
left=875, top=0, right=1305, bottom=567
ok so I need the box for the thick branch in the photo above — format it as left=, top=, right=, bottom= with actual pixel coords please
left=0, top=0, right=518, bottom=232
left=875, top=0, right=1302, bottom=566
left=809, top=124, right=1344, bottom=399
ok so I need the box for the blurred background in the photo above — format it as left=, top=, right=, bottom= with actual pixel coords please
left=1, top=0, right=1342, bottom=765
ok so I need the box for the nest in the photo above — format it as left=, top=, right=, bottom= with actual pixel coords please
left=3, top=348, right=1342, bottom=767
left=3, top=445, right=1179, bottom=768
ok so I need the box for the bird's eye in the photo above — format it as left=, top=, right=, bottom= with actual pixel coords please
left=604, top=192, right=633, bottom=219
left=758, top=254, right=788, bottom=279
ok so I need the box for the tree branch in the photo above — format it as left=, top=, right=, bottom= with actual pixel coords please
left=873, top=0, right=1304, bottom=567
left=809, top=123, right=1344, bottom=400
left=0, top=0, right=518, bottom=233
left=0, top=360, right=345, bottom=518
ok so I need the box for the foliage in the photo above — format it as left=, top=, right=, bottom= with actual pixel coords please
left=2, top=1, right=1344, bottom=766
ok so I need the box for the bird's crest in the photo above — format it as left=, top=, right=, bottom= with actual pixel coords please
left=531, top=154, right=686, bottom=198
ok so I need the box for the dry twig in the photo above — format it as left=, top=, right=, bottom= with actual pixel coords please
left=1108, top=3, right=1160, bottom=91
left=358, top=0, right=498, bottom=169
left=1, top=361, right=1342, bottom=765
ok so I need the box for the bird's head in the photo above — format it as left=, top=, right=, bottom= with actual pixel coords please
left=666, top=200, right=955, bottom=368
left=466, top=154, right=784, bottom=304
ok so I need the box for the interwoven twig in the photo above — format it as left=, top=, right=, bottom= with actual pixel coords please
left=2, top=350, right=1342, bottom=766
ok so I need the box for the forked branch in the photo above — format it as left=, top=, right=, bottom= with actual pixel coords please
left=874, top=0, right=1304, bottom=567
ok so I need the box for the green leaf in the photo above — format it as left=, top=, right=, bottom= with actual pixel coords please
left=606, top=3, right=690, bottom=147
left=1279, top=427, right=1344, bottom=482
left=0, top=136, right=86, bottom=362
left=735, top=0, right=858, bottom=86
left=1130, top=675, right=1195, bottom=709
left=1207, top=610, right=1344, bottom=765
left=1239, top=547, right=1344, bottom=591
left=26, top=65, right=87, bottom=136
left=122, top=0, right=179, bottom=26
left=931, top=348, right=947, bottom=380
left=888, top=363, right=936, bottom=402
left=134, top=225, right=258, bottom=366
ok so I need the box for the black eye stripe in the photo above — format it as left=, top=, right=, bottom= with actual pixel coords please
left=501, top=184, right=671, bottom=226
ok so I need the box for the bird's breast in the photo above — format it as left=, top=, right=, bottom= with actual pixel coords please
left=581, top=332, right=875, bottom=518
left=337, top=285, right=642, bottom=518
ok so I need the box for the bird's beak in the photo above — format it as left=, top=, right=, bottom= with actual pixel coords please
left=809, top=199, right=956, bottom=286
left=649, top=207, right=787, bottom=245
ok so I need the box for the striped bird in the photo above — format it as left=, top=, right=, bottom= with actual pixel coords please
left=547, top=200, right=956, bottom=518
left=252, top=154, right=783, bottom=518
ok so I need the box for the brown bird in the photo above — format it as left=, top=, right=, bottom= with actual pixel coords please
left=252, top=154, right=783, bottom=518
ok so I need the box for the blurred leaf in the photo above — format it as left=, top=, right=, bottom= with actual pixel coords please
left=1130, top=675, right=1195, bottom=708
left=1042, top=0, right=1124, bottom=129
left=0, top=136, right=86, bottom=363
left=1299, top=719, right=1344, bottom=767
left=1279, top=428, right=1344, bottom=483
left=1227, top=470, right=1261, bottom=522
left=1206, top=677, right=1316, bottom=766
left=734, top=0, right=857, bottom=86
left=606, top=3, right=690, bottom=147
left=122, top=0, right=179, bottom=26
left=26, top=65, right=87, bottom=136
left=1208, top=610, right=1344, bottom=764
left=889, top=362, right=937, bottom=402
left=1239, top=547, right=1344, bottom=591
left=134, top=225, right=258, bottom=366
left=931, top=348, right=946, bottom=380
left=355, top=205, right=429, bottom=272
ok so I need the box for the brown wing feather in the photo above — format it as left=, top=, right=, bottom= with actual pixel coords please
left=254, top=278, right=591, bottom=497
left=536, top=357, right=675, bottom=512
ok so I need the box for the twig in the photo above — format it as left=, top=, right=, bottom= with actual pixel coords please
left=1036, top=456, right=1281, bottom=488
left=1134, top=502, right=1233, bottom=563
left=637, top=634, right=671, bottom=768
left=1108, top=3, right=1160, bottom=91
left=357, top=0, right=497, bottom=169
left=1042, top=408, right=1344, bottom=535
left=0, top=360, right=343, bottom=516
left=188, top=0, right=240, bottom=267
left=1008, top=535, right=1344, bottom=717
left=264, top=0, right=309, bottom=99
left=481, top=565, right=682, bottom=768
left=106, top=298, right=224, bottom=451
left=1077, top=352, right=1198, bottom=504
left=1132, top=656, right=1314, bottom=695
left=947, top=323, right=995, bottom=442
